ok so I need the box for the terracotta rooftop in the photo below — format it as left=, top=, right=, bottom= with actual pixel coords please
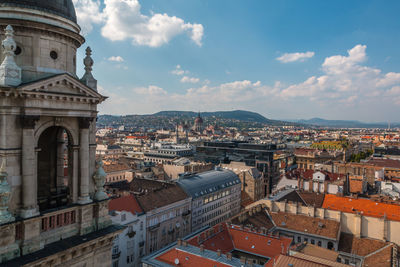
left=155, top=247, right=231, bottom=267
left=298, top=191, right=325, bottom=208
left=108, top=194, right=143, bottom=215
left=338, top=233, right=388, bottom=256
left=103, top=162, right=131, bottom=173
left=265, top=254, right=330, bottom=267
left=186, top=222, right=292, bottom=260
left=270, top=211, right=340, bottom=239
left=363, top=243, right=394, bottom=267
left=230, top=208, right=275, bottom=230
left=293, top=243, right=339, bottom=262
left=136, top=186, right=188, bottom=212
left=322, top=194, right=400, bottom=221
left=367, top=159, right=400, bottom=169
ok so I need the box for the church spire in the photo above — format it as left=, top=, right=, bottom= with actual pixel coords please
left=0, top=25, right=21, bottom=87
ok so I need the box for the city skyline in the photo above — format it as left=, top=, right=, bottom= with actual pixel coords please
left=74, top=0, right=400, bottom=122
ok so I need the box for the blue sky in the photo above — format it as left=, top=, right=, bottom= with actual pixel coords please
left=73, top=0, right=400, bottom=122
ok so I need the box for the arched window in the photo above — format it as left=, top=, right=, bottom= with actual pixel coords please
left=37, top=127, right=73, bottom=211
left=327, top=241, right=334, bottom=250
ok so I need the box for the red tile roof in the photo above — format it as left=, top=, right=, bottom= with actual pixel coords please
left=187, top=223, right=292, bottom=259
left=229, top=226, right=292, bottom=258
left=322, top=194, right=400, bottom=222
left=155, top=248, right=231, bottom=267
left=108, top=195, right=143, bottom=215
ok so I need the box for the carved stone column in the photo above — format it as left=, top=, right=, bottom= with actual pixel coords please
left=20, top=115, right=40, bottom=218
left=78, top=117, right=92, bottom=204
left=72, top=145, right=79, bottom=203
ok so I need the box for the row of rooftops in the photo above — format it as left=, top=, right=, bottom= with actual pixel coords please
left=107, top=169, right=240, bottom=212
left=142, top=218, right=395, bottom=267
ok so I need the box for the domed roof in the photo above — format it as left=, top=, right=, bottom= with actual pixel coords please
left=0, top=0, right=77, bottom=23
left=195, top=113, right=203, bottom=124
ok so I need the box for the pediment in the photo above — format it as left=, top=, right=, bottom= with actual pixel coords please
left=16, top=74, right=107, bottom=103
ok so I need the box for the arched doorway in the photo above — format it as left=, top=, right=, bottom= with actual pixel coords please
left=37, top=126, right=73, bottom=211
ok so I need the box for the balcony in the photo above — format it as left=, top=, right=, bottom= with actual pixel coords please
left=148, top=223, right=160, bottom=231
left=112, top=250, right=121, bottom=259
left=182, top=210, right=191, bottom=217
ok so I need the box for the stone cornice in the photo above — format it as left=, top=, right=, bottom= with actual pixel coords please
left=0, top=73, right=107, bottom=104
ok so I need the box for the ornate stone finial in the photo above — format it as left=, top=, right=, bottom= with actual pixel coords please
left=0, top=157, right=15, bottom=224
left=80, top=46, right=97, bottom=91
left=0, top=25, right=21, bottom=87
left=93, top=158, right=108, bottom=201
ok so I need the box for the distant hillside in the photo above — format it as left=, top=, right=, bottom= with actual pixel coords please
left=97, top=110, right=294, bottom=129
left=293, top=117, right=398, bottom=128
left=153, top=110, right=273, bottom=124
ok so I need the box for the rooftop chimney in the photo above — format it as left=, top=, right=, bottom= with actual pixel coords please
left=217, top=249, right=221, bottom=257
left=226, top=252, right=232, bottom=260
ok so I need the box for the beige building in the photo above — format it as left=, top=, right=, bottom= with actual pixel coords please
left=104, top=162, right=133, bottom=184
left=130, top=179, right=192, bottom=255
left=222, top=161, right=266, bottom=201
left=295, top=148, right=343, bottom=170
left=0, top=1, right=121, bottom=266
left=163, top=158, right=213, bottom=180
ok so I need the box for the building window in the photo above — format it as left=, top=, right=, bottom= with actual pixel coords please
left=327, top=241, right=334, bottom=250
left=318, top=241, right=322, bottom=247
left=50, top=50, right=58, bottom=60
left=311, top=239, right=315, bottom=245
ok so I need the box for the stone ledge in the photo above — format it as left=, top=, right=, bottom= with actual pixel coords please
left=1, top=224, right=125, bottom=267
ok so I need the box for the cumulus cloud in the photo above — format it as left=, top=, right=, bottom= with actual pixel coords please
left=108, top=56, right=124, bottom=62
left=72, top=0, right=104, bottom=35
left=279, top=44, right=400, bottom=106
left=98, top=44, right=400, bottom=121
left=171, top=65, right=188, bottom=76
left=276, top=51, right=315, bottom=63
left=134, top=85, right=167, bottom=95
left=73, top=0, right=204, bottom=47
left=180, top=76, right=200, bottom=83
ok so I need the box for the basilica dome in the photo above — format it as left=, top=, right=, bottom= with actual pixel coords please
left=0, top=0, right=77, bottom=23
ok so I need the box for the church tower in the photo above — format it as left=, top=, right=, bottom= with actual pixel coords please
left=0, top=1, right=122, bottom=266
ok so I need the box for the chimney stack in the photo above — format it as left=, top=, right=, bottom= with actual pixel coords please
left=226, top=252, right=232, bottom=260
left=217, top=249, right=221, bottom=257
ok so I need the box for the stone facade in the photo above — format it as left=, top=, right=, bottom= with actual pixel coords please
left=0, top=1, right=122, bottom=266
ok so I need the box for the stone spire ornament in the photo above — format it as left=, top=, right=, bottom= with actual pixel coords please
left=0, top=158, right=15, bottom=224
left=0, top=25, right=21, bottom=87
left=92, top=158, right=108, bottom=201
left=80, top=46, right=97, bottom=91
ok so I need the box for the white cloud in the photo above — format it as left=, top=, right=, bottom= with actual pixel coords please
left=278, top=44, right=400, bottom=106
left=73, top=0, right=203, bottom=47
left=171, top=65, right=188, bottom=76
left=134, top=85, right=167, bottom=95
left=108, top=56, right=124, bottom=62
left=102, top=0, right=203, bottom=47
left=98, top=44, right=400, bottom=121
left=72, top=0, right=104, bottom=35
left=276, top=51, right=315, bottom=63
left=180, top=76, right=200, bottom=83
